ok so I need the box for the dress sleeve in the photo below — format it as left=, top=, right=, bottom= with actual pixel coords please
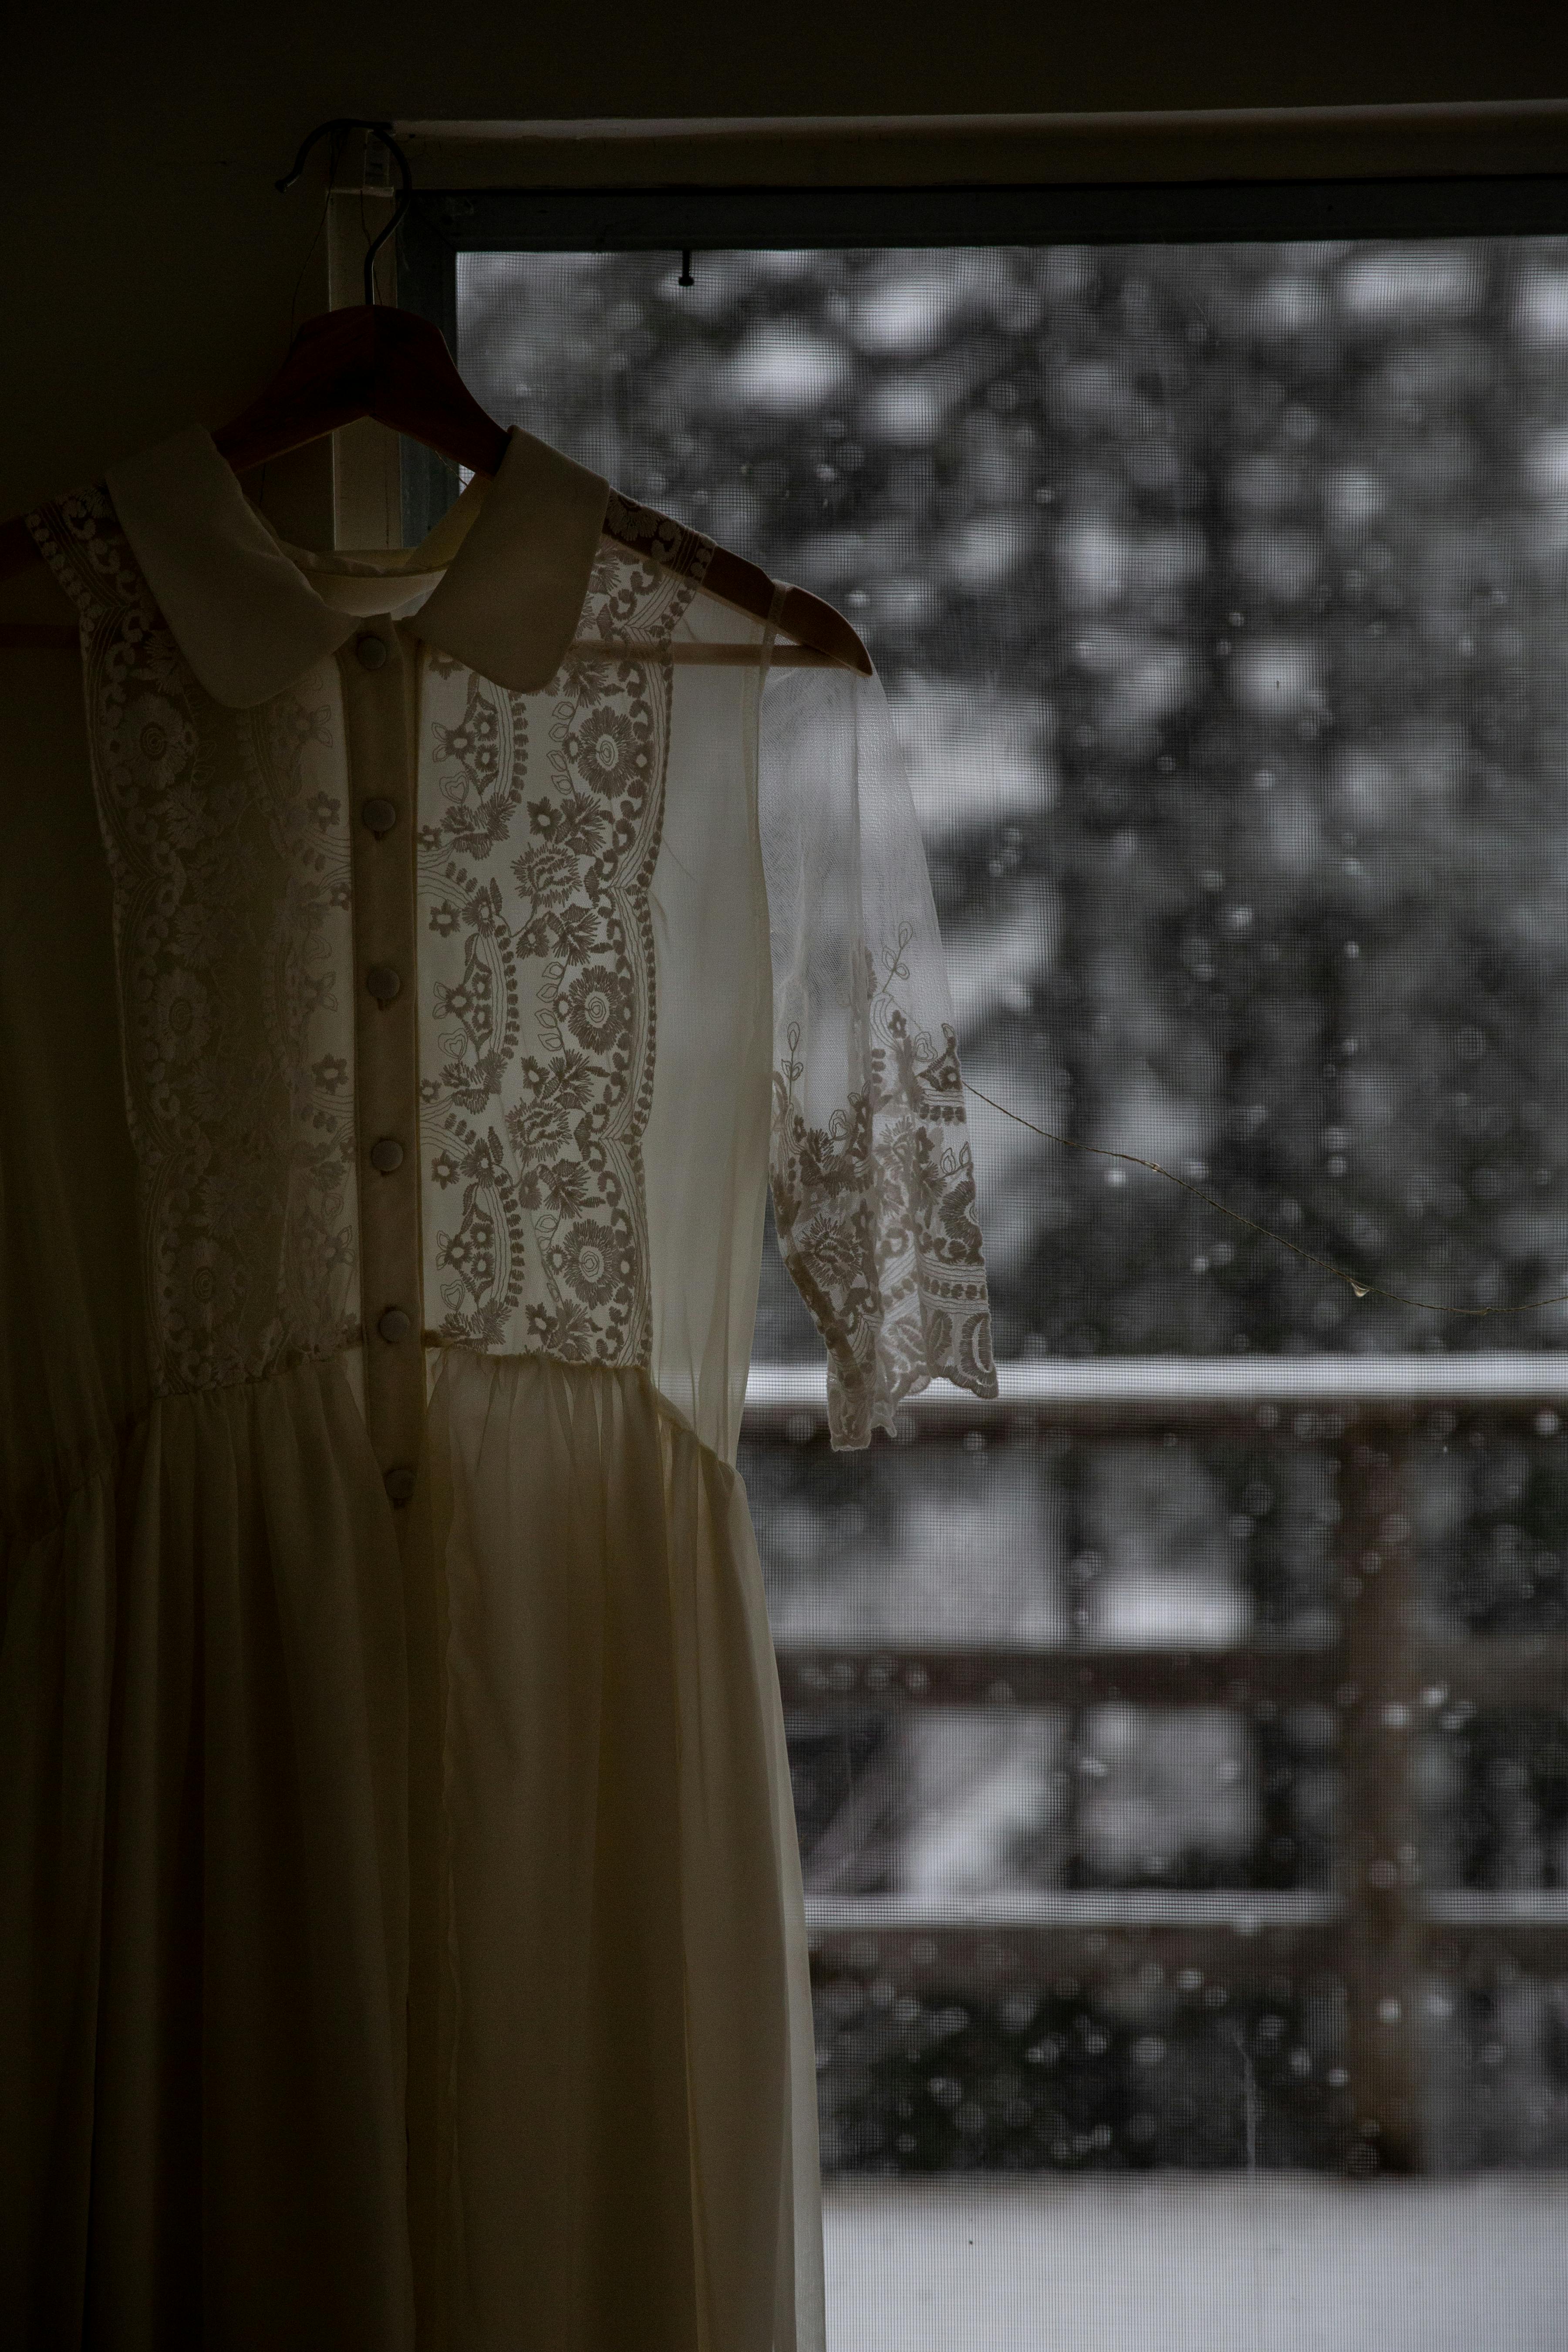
left=758, top=656, right=998, bottom=1448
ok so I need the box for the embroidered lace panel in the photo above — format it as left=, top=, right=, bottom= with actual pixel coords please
left=771, top=945, right=996, bottom=1449
left=29, top=490, right=359, bottom=1395
left=602, top=490, right=715, bottom=594
left=28, top=479, right=992, bottom=1431
left=417, top=540, right=702, bottom=1361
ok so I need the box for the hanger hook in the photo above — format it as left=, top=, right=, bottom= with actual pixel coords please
left=276, top=118, right=415, bottom=307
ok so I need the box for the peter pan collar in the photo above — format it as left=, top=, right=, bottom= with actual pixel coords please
left=105, top=424, right=611, bottom=710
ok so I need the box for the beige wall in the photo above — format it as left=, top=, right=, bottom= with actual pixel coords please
left=4, top=1, right=1565, bottom=525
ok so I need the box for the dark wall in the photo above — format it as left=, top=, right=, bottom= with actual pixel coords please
left=3, top=0, right=1565, bottom=516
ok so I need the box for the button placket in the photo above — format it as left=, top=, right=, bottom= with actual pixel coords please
left=341, top=619, right=425, bottom=1507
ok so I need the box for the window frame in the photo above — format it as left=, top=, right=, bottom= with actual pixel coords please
left=408, top=173, right=1568, bottom=2183
left=394, top=169, right=1568, bottom=540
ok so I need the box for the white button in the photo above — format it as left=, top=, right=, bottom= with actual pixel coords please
left=384, top=1465, right=417, bottom=1505
left=361, top=796, right=398, bottom=835
left=366, top=965, right=401, bottom=1002
left=377, top=1307, right=411, bottom=1344
left=369, top=1136, right=405, bottom=1173
left=356, top=633, right=389, bottom=670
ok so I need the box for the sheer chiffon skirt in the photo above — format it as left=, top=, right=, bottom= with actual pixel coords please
left=0, top=1347, right=821, bottom=2351
left=0, top=1359, right=414, bottom=2351
left=430, top=1347, right=823, bottom=2352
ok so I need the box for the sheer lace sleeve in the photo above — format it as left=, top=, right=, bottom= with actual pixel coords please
left=759, top=657, right=997, bottom=1448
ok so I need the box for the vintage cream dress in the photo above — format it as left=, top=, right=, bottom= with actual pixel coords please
left=0, top=424, right=995, bottom=2349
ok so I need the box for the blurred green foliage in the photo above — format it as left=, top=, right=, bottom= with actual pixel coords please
left=460, top=241, right=1568, bottom=2177
left=463, top=237, right=1568, bottom=1363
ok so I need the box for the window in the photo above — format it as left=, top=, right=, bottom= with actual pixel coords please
left=407, top=179, right=1568, bottom=2350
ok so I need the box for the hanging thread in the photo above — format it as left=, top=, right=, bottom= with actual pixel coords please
left=966, top=1081, right=1568, bottom=1321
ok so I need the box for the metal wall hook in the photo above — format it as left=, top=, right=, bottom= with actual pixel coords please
left=678, top=250, right=695, bottom=289
left=277, top=118, right=415, bottom=307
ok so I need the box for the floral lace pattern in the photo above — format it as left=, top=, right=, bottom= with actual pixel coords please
left=771, top=937, right=996, bottom=1448
left=417, top=541, right=701, bottom=1361
left=28, top=490, right=358, bottom=1394
left=29, top=471, right=993, bottom=1436
left=603, top=489, right=715, bottom=597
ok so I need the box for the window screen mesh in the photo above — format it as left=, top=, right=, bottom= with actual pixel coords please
left=456, top=241, right=1568, bottom=2350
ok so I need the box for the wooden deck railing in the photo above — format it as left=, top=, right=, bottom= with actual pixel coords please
left=742, top=1355, right=1568, bottom=2173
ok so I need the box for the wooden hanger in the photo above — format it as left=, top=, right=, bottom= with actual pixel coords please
left=0, top=123, right=871, bottom=675
left=212, top=303, right=871, bottom=672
